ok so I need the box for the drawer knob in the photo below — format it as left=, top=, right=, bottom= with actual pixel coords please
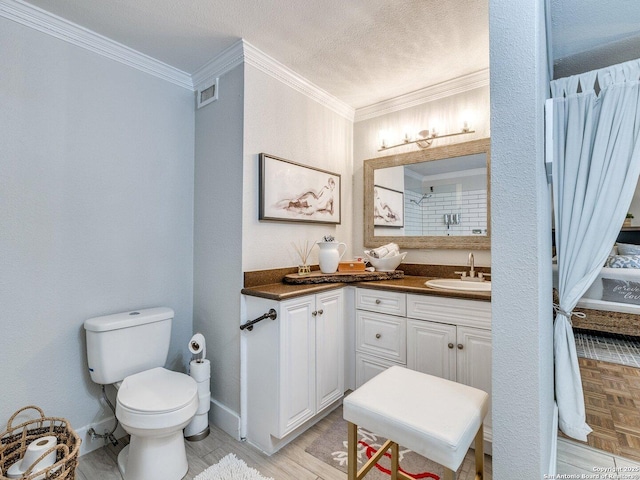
left=375, top=333, right=381, bottom=339
left=317, top=309, right=323, bottom=315
left=448, top=343, right=454, bottom=349
left=375, top=299, right=381, bottom=304
left=457, top=344, right=464, bottom=350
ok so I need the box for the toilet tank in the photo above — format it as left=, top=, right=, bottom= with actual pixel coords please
left=84, top=307, right=174, bottom=385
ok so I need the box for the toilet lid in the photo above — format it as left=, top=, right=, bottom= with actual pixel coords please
left=118, top=367, right=197, bottom=414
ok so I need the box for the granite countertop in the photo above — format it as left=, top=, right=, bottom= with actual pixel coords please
left=241, top=275, right=491, bottom=302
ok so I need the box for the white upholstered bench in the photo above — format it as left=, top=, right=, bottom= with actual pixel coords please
left=343, top=366, right=489, bottom=480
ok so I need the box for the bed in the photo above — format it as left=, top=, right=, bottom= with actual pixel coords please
left=554, top=231, right=640, bottom=334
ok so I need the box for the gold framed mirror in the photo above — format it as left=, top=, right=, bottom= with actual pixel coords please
left=364, top=138, right=490, bottom=249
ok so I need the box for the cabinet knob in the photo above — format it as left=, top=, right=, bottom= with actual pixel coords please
left=317, top=309, right=323, bottom=315
left=375, top=333, right=381, bottom=339
left=448, top=343, right=454, bottom=349
left=457, top=344, right=464, bottom=350
left=312, top=311, right=317, bottom=317
left=375, top=299, right=381, bottom=304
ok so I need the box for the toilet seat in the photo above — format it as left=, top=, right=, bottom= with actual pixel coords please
left=118, top=367, right=197, bottom=414
left=115, top=367, right=198, bottom=432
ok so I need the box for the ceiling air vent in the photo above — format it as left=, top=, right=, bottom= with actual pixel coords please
left=197, top=78, right=219, bottom=109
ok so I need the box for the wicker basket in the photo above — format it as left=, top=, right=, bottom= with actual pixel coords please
left=0, top=406, right=81, bottom=480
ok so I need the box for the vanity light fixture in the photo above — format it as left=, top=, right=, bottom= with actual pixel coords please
left=378, top=124, right=475, bottom=152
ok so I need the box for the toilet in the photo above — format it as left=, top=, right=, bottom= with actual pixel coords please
left=84, top=307, right=199, bottom=480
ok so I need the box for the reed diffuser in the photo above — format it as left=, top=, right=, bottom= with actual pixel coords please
left=292, top=240, right=314, bottom=275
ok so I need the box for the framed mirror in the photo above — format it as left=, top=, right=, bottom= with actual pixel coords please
left=364, top=138, right=490, bottom=249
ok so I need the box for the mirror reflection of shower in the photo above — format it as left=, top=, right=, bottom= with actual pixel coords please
left=409, top=193, right=432, bottom=206
left=405, top=183, right=466, bottom=236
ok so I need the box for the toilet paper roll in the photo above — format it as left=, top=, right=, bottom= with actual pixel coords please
left=189, top=333, right=206, bottom=357
left=7, top=436, right=58, bottom=479
left=196, top=392, right=211, bottom=415
left=196, top=380, right=209, bottom=396
left=189, top=359, right=210, bottom=383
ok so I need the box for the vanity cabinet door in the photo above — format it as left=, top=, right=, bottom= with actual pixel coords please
left=277, top=290, right=344, bottom=437
left=456, top=325, right=492, bottom=431
left=407, top=319, right=457, bottom=381
left=315, top=290, right=344, bottom=413
left=278, top=296, right=316, bottom=437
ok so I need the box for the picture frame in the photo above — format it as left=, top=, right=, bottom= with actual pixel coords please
left=373, top=185, right=404, bottom=227
left=259, top=153, right=341, bottom=224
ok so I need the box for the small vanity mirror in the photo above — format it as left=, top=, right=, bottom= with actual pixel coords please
left=364, top=138, right=490, bottom=249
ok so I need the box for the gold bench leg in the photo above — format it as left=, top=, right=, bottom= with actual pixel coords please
left=391, top=441, right=399, bottom=480
left=474, top=423, right=484, bottom=480
left=348, top=421, right=358, bottom=480
left=443, top=468, right=456, bottom=480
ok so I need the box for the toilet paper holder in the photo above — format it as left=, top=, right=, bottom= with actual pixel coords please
left=189, top=333, right=206, bottom=362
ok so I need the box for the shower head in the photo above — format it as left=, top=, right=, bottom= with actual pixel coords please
left=409, top=193, right=432, bottom=206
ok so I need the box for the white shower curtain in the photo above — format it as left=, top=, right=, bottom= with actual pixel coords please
left=550, top=59, right=640, bottom=440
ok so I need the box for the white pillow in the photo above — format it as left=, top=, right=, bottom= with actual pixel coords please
left=617, top=243, right=640, bottom=255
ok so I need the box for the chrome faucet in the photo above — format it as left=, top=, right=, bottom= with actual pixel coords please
left=468, top=252, right=475, bottom=278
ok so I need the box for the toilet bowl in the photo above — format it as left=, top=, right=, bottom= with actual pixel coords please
left=115, top=367, right=198, bottom=480
left=84, top=307, right=203, bottom=480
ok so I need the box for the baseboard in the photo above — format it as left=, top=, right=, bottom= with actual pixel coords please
left=76, top=416, right=127, bottom=456
left=209, top=398, right=241, bottom=440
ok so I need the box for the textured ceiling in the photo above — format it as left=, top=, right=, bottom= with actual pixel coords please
left=20, top=0, right=638, bottom=105
left=22, top=0, right=489, bottom=109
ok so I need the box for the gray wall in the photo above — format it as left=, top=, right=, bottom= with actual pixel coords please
left=0, top=18, right=195, bottom=434
left=490, top=0, right=555, bottom=476
left=193, top=64, right=245, bottom=432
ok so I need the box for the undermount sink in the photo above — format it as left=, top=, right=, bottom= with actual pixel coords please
left=425, top=278, right=492, bottom=292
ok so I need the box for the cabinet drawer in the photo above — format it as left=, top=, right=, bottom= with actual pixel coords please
left=407, top=294, right=491, bottom=330
left=356, top=310, right=406, bottom=363
left=356, top=288, right=406, bottom=316
left=355, top=352, right=403, bottom=388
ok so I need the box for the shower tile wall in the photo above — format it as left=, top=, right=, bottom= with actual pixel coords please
left=404, top=189, right=487, bottom=236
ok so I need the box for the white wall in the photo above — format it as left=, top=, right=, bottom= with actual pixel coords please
left=194, top=64, right=245, bottom=435
left=242, top=64, right=354, bottom=270
left=0, top=17, right=195, bottom=440
left=490, top=0, right=555, bottom=476
left=353, top=86, right=491, bottom=266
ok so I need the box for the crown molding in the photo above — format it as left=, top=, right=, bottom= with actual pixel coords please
left=192, top=39, right=355, bottom=121
left=191, top=39, right=244, bottom=90
left=242, top=41, right=355, bottom=121
left=0, top=0, right=193, bottom=90
left=354, top=69, right=490, bottom=122
left=3, top=0, right=482, bottom=121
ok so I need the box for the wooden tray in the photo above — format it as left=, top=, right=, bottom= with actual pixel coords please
left=284, top=270, right=404, bottom=284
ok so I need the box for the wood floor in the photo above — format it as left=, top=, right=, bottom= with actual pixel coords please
left=75, top=406, right=492, bottom=480
left=75, top=396, right=640, bottom=479
left=577, top=356, right=640, bottom=461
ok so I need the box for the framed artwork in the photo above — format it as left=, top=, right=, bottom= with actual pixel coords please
left=373, top=185, right=404, bottom=227
left=259, top=153, right=341, bottom=224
